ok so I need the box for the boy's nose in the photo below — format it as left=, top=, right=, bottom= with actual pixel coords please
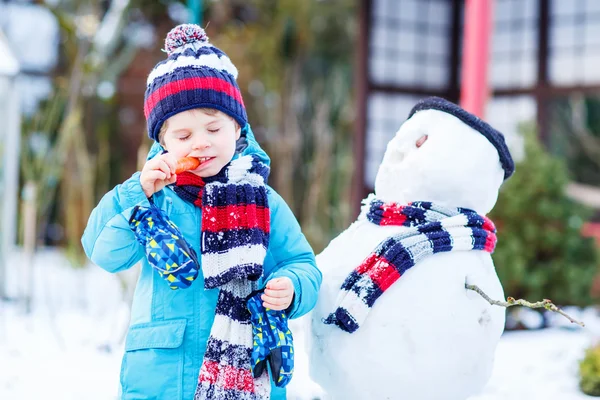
left=192, top=136, right=211, bottom=150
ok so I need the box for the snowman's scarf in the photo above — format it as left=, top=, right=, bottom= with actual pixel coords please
left=324, top=195, right=497, bottom=333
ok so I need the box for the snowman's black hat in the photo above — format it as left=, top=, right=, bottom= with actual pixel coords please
left=407, top=96, right=515, bottom=180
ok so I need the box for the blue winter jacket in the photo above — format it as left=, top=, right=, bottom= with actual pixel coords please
left=81, top=126, right=321, bottom=399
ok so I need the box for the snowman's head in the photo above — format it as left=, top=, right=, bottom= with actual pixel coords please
left=374, top=97, right=514, bottom=215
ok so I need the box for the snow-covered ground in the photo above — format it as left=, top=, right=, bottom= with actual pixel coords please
left=469, top=329, right=595, bottom=400
left=0, top=248, right=131, bottom=399
left=1, top=248, right=598, bottom=400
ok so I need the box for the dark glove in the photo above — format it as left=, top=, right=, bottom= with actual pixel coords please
left=247, top=291, right=294, bottom=388
left=129, top=204, right=199, bottom=289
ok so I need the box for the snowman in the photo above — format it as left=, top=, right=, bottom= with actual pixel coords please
left=308, top=97, right=515, bottom=400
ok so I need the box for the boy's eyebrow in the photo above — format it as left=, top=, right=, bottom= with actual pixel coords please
left=205, top=119, right=222, bottom=127
left=171, top=128, right=190, bottom=135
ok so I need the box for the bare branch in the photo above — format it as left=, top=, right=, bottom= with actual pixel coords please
left=465, top=283, right=585, bottom=328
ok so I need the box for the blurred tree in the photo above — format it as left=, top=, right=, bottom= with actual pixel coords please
left=550, top=94, right=600, bottom=187
left=22, top=0, right=357, bottom=268
left=204, top=0, right=357, bottom=251
left=490, top=123, right=600, bottom=306
left=20, top=0, right=145, bottom=266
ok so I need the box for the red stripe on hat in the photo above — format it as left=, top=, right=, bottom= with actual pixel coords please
left=198, top=360, right=255, bottom=392
left=202, top=204, right=270, bottom=233
left=144, top=77, right=244, bottom=118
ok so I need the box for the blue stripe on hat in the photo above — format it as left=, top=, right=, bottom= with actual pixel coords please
left=146, top=88, right=247, bottom=141
left=169, top=45, right=228, bottom=60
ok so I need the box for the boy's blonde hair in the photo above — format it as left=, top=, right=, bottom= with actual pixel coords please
left=158, top=108, right=240, bottom=146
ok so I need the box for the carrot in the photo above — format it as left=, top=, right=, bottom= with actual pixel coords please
left=175, top=157, right=201, bottom=174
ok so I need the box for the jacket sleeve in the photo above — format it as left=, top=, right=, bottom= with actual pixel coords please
left=264, top=189, right=322, bottom=319
left=81, top=172, right=150, bottom=273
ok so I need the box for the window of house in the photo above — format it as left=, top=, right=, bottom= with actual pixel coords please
left=490, top=0, right=538, bottom=89
left=549, top=0, right=600, bottom=85
left=370, top=0, right=452, bottom=90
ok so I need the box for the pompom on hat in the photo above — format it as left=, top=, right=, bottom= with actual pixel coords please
left=143, top=24, right=247, bottom=142
left=407, top=97, right=515, bottom=180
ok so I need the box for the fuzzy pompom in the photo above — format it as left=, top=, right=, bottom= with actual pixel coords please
left=164, top=24, right=209, bottom=56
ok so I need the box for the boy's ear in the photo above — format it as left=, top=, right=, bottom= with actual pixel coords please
left=235, top=126, right=242, bottom=140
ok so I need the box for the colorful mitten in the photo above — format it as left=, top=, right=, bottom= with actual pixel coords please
left=247, top=291, right=294, bottom=388
left=129, top=204, right=199, bottom=289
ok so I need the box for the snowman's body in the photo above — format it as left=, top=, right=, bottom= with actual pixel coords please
left=310, top=217, right=505, bottom=400
left=308, top=100, right=514, bottom=400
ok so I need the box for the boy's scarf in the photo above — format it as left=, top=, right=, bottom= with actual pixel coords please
left=324, top=195, right=497, bottom=334
left=172, top=155, right=272, bottom=400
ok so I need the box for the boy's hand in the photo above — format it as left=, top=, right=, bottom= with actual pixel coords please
left=262, top=277, right=295, bottom=311
left=140, top=153, right=178, bottom=198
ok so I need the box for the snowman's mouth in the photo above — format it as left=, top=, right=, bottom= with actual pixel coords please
left=389, top=148, right=405, bottom=164
left=388, top=134, right=428, bottom=164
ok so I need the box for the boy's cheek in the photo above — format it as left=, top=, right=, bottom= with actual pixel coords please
left=164, top=143, right=190, bottom=159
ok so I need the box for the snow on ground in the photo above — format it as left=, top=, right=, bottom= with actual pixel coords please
left=468, top=328, right=596, bottom=400
left=0, top=248, right=130, bottom=400
left=1, top=248, right=599, bottom=400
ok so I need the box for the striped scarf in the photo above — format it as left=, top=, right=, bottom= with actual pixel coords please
left=324, top=195, right=497, bottom=334
left=172, top=155, right=272, bottom=400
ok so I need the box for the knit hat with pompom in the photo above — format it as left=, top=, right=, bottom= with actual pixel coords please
left=143, top=24, right=247, bottom=142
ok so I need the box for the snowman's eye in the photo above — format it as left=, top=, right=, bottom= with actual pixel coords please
left=416, top=135, right=428, bottom=148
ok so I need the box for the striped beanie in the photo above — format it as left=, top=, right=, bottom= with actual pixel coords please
left=408, top=96, right=515, bottom=180
left=143, top=24, right=247, bottom=142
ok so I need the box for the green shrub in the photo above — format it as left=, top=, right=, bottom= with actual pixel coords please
left=490, top=124, right=600, bottom=306
left=580, top=342, right=600, bottom=396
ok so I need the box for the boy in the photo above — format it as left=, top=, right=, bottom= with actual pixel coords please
left=82, top=24, right=321, bottom=400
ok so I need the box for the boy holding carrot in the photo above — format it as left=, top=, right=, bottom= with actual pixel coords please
left=82, top=24, right=321, bottom=400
